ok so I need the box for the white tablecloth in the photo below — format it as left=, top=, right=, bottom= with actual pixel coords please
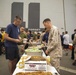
left=13, top=65, right=59, bottom=75
left=13, top=51, right=59, bottom=75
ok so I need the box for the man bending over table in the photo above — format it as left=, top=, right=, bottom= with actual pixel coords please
left=43, top=18, right=62, bottom=72
left=4, top=16, right=22, bottom=75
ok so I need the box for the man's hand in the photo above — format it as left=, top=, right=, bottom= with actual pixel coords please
left=19, top=36, right=22, bottom=40
left=4, top=33, right=22, bottom=43
left=45, top=50, right=49, bottom=55
left=15, top=39, right=21, bottom=43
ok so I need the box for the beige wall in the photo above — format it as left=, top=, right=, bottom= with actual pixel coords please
left=0, top=0, right=76, bottom=41
left=0, top=0, right=64, bottom=31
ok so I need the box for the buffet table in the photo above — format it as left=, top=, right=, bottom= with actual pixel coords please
left=13, top=64, right=59, bottom=75
left=13, top=47, right=60, bottom=75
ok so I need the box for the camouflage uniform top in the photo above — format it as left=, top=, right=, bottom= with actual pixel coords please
left=47, top=25, right=62, bottom=58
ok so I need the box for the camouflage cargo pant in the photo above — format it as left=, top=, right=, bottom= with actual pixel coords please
left=50, top=57, right=60, bottom=72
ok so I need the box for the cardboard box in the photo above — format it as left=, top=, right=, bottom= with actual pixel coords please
left=25, top=61, right=47, bottom=71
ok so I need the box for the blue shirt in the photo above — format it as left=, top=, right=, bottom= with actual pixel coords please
left=42, top=32, right=49, bottom=43
left=5, top=24, right=19, bottom=47
left=27, top=34, right=33, bottom=40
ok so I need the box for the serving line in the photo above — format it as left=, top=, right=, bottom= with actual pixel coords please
left=13, top=49, right=59, bottom=75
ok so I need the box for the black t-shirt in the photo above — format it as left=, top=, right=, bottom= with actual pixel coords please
left=71, top=33, right=76, bottom=40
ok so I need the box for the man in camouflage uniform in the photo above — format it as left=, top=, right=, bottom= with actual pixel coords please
left=43, top=18, right=62, bottom=72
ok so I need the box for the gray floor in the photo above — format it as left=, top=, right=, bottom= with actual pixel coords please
left=0, top=50, right=76, bottom=75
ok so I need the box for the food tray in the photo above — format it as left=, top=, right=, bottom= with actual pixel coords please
left=25, top=51, right=42, bottom=56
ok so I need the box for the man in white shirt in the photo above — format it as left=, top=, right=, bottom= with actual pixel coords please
left=63, top=31, right=69, bottom=55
